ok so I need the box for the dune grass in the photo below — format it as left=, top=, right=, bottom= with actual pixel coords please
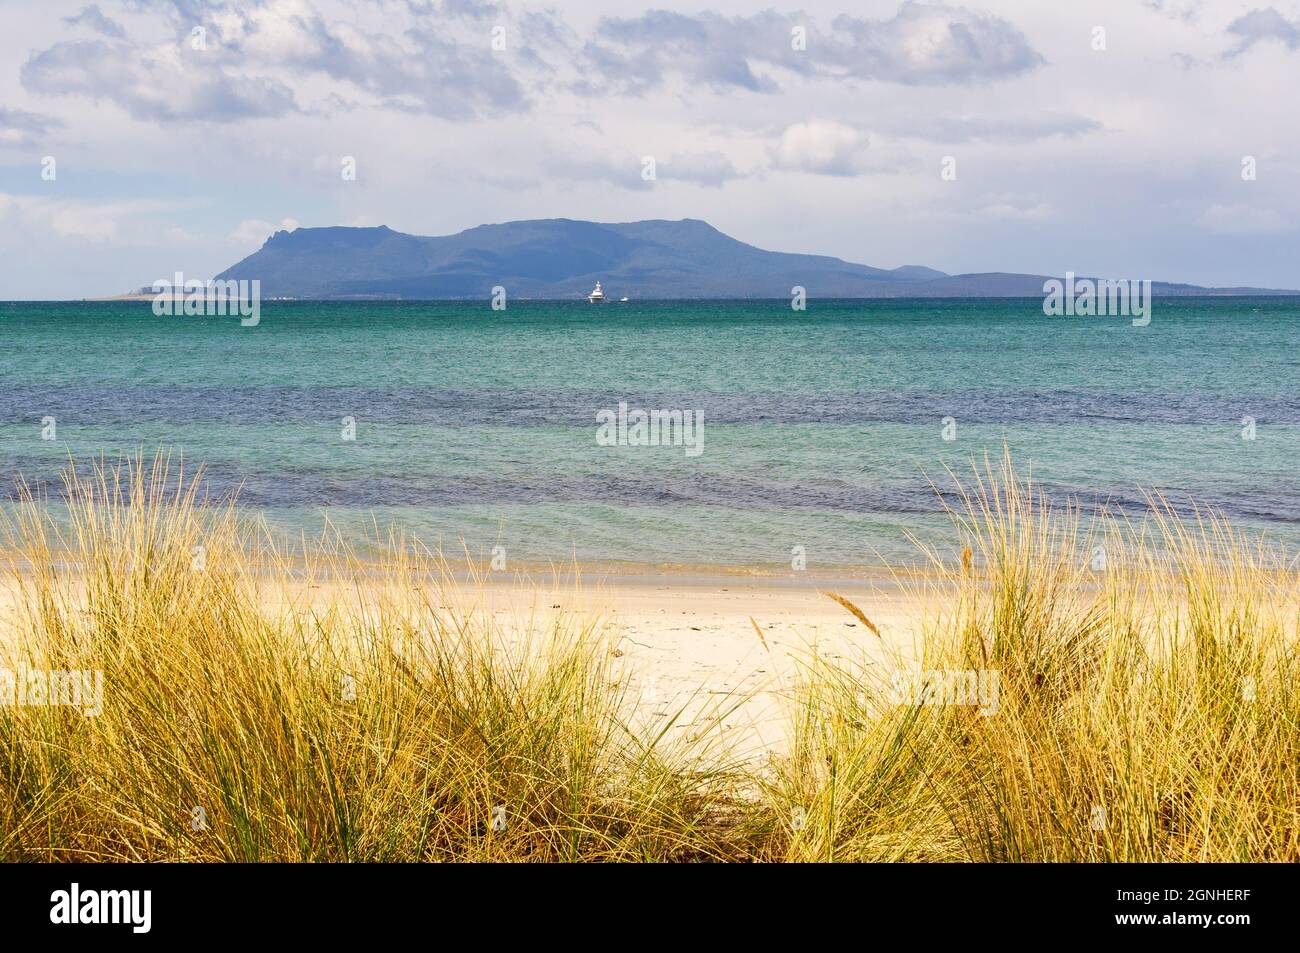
left=755, top=454, right=1300, bottom=862
left=1, top=453, right=1296, bottom=862
left=0, top=455, right=744, bottom=862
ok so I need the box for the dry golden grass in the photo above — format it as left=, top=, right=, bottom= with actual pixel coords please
left=0, top=455, right=746, bottom=862
left=2, top=451, right=1296, bottom=862
left=755, top=452, right=1300, bottom=862
left=819, top=592, right=883, bottom=638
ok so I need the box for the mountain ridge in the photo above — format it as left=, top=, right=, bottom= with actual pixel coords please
left=210, top=219, right=1300, bottom=299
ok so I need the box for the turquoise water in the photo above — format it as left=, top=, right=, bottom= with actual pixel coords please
left=1, top=298, right=1297, bottom=567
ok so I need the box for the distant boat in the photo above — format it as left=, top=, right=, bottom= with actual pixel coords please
left=587, top=280, right=607, bottom=303
left=619, top=296, right=629, bottom=302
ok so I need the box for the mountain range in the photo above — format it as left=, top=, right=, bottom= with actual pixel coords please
left=211, top=219, right=1297, bottom=299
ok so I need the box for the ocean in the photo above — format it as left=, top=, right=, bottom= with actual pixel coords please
left=2, top=297, right=1297, bottom=569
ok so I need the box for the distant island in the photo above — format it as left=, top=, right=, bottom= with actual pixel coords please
left=206, top=219, right=1300, bottom=300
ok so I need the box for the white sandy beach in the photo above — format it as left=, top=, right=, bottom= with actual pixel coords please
left=568, top=572, right=932, bottom=754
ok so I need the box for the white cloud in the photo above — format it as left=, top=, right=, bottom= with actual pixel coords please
left=660, top=151, right=741, bottom=187
left=63, top=4, right=127, bottom=39
left=578, top=3, right=1042, bottom=94
left=1143, top=0, right=1204, bottom=23
left=0, top=193, right=189, bottom=242
left=200, top=0, right=532, bottom=119
left=0, top=107, right=63, bottom=149
left=21, top=39, right=298, bottom=123
left=233, top=217, right=301, bottom=245
left=771, top=121, right=870, bottom=176
left=1226, top=7, right=1300, bottom=56
left=826, top=2, right=1044, bottom=85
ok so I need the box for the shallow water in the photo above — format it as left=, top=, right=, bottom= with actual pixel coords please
left=2, top=297, right=1296, bottom=567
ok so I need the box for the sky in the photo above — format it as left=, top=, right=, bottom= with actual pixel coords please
left=1, top=0, right=1299, bottom=297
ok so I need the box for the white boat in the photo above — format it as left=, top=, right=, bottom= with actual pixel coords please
left=587, top=280, right=607, bottom=303
left=619, top=296, right=629, bottom=302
